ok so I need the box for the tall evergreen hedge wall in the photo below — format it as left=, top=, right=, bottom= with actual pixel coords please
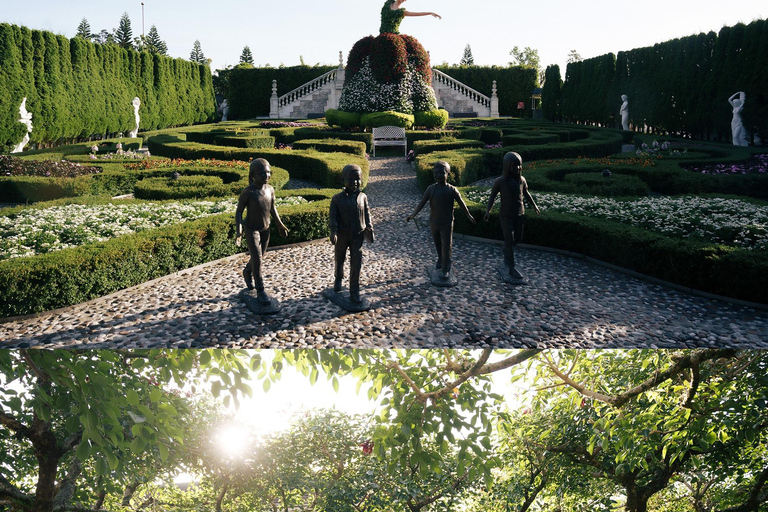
left=0, top=23, right=216, bottom=149
left=223, top=65, right=336, bottom=119
left=547, top=19, right=768, bottom=139
left=432, top=65, right=537, bottom=117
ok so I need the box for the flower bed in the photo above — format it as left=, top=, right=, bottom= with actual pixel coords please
left=0, top=197, right=307, bottom=261
left=465, top=190, right=768, bottom=250
left=685, top=154, right=768, bottom=175
left=1, top=155, right=102, bottom=177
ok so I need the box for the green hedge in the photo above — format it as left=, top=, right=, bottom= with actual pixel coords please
left=214, top=135, right=276, bottom=149
left=146, top=134, right=369, bottom=188
left=0, top=196, right=333, bottom=317
left=325, top=109, right=362, bottom=130
left=413, top=110, right=449, bottom=129
left=455, top=204, right=768, bottom=304
left=412, top=139, right=485, bottom=154
left=293, top=127, right=373, bottom=152
left=292, top=139, right=367, bottom=157
left=360, top=111, right=414, bottom=129
left=501, top=133, right=560, bottom=146
left=0, top=23, right=215, bottom=149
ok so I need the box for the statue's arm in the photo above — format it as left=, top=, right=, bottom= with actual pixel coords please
left=455, top=190, right=475, bottom=223
left=235, top=189, right=249, bottom=237
left=407, top=187, right=431, bottom=221
left=485, top=181, right=500, bottom=220
left=270, top=189, right=289, bottom=236
left=363, top=195, right=373, bottom=231
left=402, top=10, right=441, bottom=18
left=523, top=180, right=540, bottom=214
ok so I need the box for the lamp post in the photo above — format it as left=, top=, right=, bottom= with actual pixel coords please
left=141, top=2, right=145, bottom=38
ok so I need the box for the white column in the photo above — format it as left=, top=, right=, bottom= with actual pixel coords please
left=269, top=80, right=279, bottom=119
left=490, top=81, right=499, bottom=118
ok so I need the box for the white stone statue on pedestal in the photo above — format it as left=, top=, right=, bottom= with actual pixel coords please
left=11, top=97, right=33, bottom=153
left=620, top=94, right=630, bottom=131
left=728, top=91, right=748, bottom=146
left=219, top=99, right=229, bottom=121
left=129, top=97, right=141, bottom=138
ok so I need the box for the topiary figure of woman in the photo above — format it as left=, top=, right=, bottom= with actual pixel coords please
left=379, top=0, right=441, bottom=35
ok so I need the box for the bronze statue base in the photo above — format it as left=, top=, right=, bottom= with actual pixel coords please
left=322, top=288, right=371, bottom=312
left=498, top=264, right=526, bottom=285
left=427, top=266, right=458, bottom=287
left=239, top=289, right=282, bottom=315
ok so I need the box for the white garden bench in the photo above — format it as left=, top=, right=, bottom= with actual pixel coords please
left=372, top=126, right=407, bottom=157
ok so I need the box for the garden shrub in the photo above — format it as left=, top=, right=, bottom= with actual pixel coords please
left=413, top=110, right=449, bottom=129
left=479, top=129, right=503, bottom=145
left=325, top=109, right=362, bottom=130
left=292, top=139, right=367, bottom=157
left=501, top=133, right=560, bottom=146
left=293, top=127, right=373, bottom=152
left=146, top=134, right=369, bottom=188
left=561, top=172, right=650, bottom=196
left=134, top=176, right=233, bottom=200
left=412, top=139, right=485, bottom=155
left=360, top=111, right=414, bottom=129
left=213, top=135, right=276, bottom=149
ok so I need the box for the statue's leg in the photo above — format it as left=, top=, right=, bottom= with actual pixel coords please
left=441, top=224, right=453, bottom=275
left=500, top=216, right=514, bottom=272
left=334, top=234, right=349, bottom=291
left=349, top=234, right=364, bottom=301
left=430, top=223, right=442, bottom=269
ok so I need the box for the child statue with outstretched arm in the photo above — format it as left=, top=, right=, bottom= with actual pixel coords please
left=235, top=158, right=289, bottom=305
left=407, top=161, right=475, bottom=285
left=484, top=152, right=540, bottom=283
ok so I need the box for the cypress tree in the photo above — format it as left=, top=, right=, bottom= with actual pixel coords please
left=190, top=40, right=206, bottom=64
left=541, top=64, right=562, bottom=121
left=115, top=12, right=133, bottom=50
left=0, top=24, right=25, bottom=148
left=145, top=25, right=168, bottom=55
left=76, top=18, right=92, bottom=39
left=460, top=44, right=474, bottom=66
left=239, top=45, right=254, bottom=65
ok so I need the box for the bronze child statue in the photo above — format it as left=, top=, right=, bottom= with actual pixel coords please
left=327, top=164, right=374, bottom=310
left=484, top=151, right=540, bottom=284
left=235, top=158, right=289, bottom=310
left=407, top=160, right=475, bottom=286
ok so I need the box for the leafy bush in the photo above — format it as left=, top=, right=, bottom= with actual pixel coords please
left=214, top=135, right=276, bottom=149
left=501, top=133, right=560, bottom=146
left=412, top=139, right=484, bottom=155
left=134, top=176, right=232, bottom=200
left=292, top=139, right=367, bottom=157
left=561, top=172, right=650, bottom=196
left=360, top=111, right=414, bottom=129
left=0, top=155, right=103, bottom=177
left=413, top=110, right=449, bottom=129
left=325, top=109, right=362, bottom=130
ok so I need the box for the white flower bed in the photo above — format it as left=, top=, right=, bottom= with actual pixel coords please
left=465, top=189, right=768, bottom=250
left=0, top=197, right=307, bottom=261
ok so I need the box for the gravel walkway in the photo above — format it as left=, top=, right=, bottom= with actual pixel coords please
left=1, top=157, right=767, bottom=348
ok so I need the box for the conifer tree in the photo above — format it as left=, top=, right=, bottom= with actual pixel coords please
left=115, top=12, right=133, bottom=49
left=239, top=45, right=254, bottom=65
left=75, top=18, right=92, bottom=39
left=190, top=40, right=206, bottom=64
left=460, top=44, right=474, bottom=66
left=145, top=25, right=168, bottom=55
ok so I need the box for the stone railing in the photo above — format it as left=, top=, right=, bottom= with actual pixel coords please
left=276, top=69, right=337, bottom=111
left=431, top=69, right=491, bottom=109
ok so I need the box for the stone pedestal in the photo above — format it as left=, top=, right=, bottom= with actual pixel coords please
left=427, top=266, right=457, bottom=287
left=239, top=289, right=281, bottom=315
left=322, top=287, right=371, bottom=312
left=498, top=264, right=526, bottom=285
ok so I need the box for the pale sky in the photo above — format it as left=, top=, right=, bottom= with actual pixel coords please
left=4, top=0, right=767, bottom=81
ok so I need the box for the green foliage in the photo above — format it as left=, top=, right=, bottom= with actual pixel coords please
left=0, top=23, right=215, bottom=148
left=562, top=18, right=768, bottom=138
left=213, top=134, right=276, bottom=149
left=542, top=64, right=563, bottom=121
left=360, top=110, right=414, bottom=129
left=114, top=12, right=133, bottom=50
left=75, top=18, right=91, bottom=39
left=144, top=25, right=168, bottom=56
left=189, top=39, right=205, bottom=64
left=146, top=133, right=369, bottom=188
left=432, top=64, right=538, bottom=116
left=412, top=138, right=484, bottom=155
left=239, top=45, right=254, bottom=65
left=413, top=109, right=449, bottom=129
left=325, top=109, right=362, bottom=130
left=460, top=44, right=475, bottom=66
left=292, top=138, right=367, bottom=157
left=224, top=64, right=336, bottom=119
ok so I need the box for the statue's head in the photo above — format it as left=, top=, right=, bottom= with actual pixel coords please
left=132, top=97, right=141, bottom=108
left=342, top=164, right=362, bottom=193
left=433, top=161, right=450, bottom=184
left=502, top=152, right=523, bottom=179
left=621, top=94, right=628, bottom=101
left=249, top=158, right=271, bottom=185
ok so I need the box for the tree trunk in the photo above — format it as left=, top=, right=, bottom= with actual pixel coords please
left=215, top=481, right=229, bottom=512
left=122, top=482, right=139, bottom=507
left=93, top=490, right=107, bottom=510
left=32, top=452, right=60, bottom=512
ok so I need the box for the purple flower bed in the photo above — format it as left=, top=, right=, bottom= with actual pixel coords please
left=0, top=155, right=102, bottom=177
left=259, top=121, right=318, bottom=128
left=686, top=154, right=768, bottom=175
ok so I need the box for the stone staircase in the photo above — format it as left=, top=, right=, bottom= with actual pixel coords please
left=269, top=54, right=499, bottom=119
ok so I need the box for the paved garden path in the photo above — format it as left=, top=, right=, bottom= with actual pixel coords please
left=2, top=157, right=767, bottom=349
